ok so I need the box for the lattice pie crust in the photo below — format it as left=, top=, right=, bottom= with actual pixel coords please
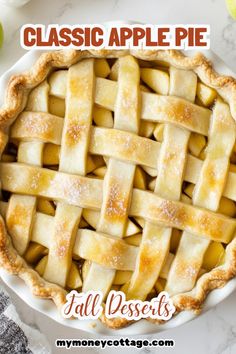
left=0, top=49, right=236, bottom=329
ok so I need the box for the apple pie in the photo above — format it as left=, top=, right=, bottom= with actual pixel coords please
left=0, top=49, right=236, bottom=329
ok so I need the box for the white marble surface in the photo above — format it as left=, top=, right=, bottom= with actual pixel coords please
left=0, top=0, right=236, bottom=353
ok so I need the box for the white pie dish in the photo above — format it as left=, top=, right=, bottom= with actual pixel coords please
left=0, top=48, right=236, bottom=336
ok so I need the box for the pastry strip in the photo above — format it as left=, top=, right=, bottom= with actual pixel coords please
left=83, top=56, right=140, bottom=298
left=11, top=115, right=236, bottom=202
left=193, top=100, right=236, bottom=210
left=1, top=162, right=235, bottom=243
left=44, top=59, right=94, bottom=286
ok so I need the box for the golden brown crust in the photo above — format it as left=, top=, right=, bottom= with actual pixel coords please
left=1, top=49, right=236, bottom=330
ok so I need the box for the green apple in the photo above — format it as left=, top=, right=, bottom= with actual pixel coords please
left=0, top=22, right=3, bottom=48
left=226, top=0, right=236, bottom=19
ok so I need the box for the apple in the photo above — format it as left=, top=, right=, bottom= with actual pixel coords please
left=0, top=22, right=3, bottom=48
left=226, top=0, right=236, bottom=19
